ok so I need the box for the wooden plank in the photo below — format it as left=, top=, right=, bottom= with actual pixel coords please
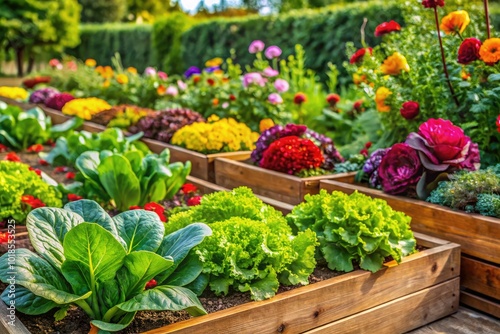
left=460, top=292, right=500, bottom=319
left=0, top=97, right=35, bottom=110
left=461, top=256, right=500, bottom=301
left=0, top=298, right=31, bottom=334
left=320, top=180, right=500, bottom=264
left=305, top=278, right=459, bottom=334
left=143, top=235, right=460, bottom=334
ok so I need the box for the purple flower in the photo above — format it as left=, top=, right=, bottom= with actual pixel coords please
left=158, top=71, right=168, bottom=80
left=184, top=66, right=201, bottom=78
left=274, top=79, right=289, bottom=93
left=268, top=93, right=283, bottom=104
left=263, top=67, right=279, bottom=77
left=363, top=148, right=390, bottom=188
left=378, top=143, right=423, bottom=195
left=249, top=40, right=265, bottom=54
left=205, top=66, right=220, bottom=73
left=265, top=46, right=282, bottom=59
left=144, top=67, right=157, bottom=76
left=166, top=86, right=178, bottom=96
left=243, top=72, right=266, bottom=87
left=29, top=87, right=59, bottom=104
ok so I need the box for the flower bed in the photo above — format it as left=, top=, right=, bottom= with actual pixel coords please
left=319, top=179, right=500, bottom=318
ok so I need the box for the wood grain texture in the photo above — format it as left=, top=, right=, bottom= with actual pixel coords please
left=0, top=299, right=31, bottom=334
left=460, top=292, right=500, bottom=319
left=143, top=235, right=459, bottom=334
left=461, top=256, right=500, bottom=301
left=305, top=278, right=459, bottom=334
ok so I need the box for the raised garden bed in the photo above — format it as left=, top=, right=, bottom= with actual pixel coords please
left=214, top=158, right=356, bottom=205
left=0, top=233, right=460, bottom=334
left=320, top=179, right=500, bottom=318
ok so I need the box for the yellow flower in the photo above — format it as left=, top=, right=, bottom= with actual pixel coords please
left=100, top=66, right=114, bottom=79
left=380, top=52, right=410, bottom=75
left=375, top=87, right=392, bottom=112
left=479, top=38, right=500, bottom=65
left=205, top=57, right=223, bottom=68
left=62, top=98, right=111, bottom=120
left=207, top=114, right=220, bottom=122
left=0, top=86, right=28, bottom=100
left=259, top=118, right=275, bottom=133
left=213, top=69, right=224, bottom=78
left=103, top=80, right=110, bottom=88
left=126, top=67, right=138, bottom=74
left=85, top=58, right=97, bottom=67
left=116, top=74, right=129, bottom=85
left=440, top=10, right=470, bottom=35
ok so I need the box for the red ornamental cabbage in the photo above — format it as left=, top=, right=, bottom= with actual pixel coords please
left=405, top=118, right=480, bottom=172
left=378, top=143, right=423, bottom=195
left=45, top=93, right=75, bottom=111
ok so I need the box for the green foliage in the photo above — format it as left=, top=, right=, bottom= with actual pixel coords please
left=41, top=128, right=150, bottom=167
left=0, top=161, right=62, bottom=222
left=66, top=24, right=153, bottom=73
left=0, top=104, right=82, bottom=150
left=78, top=0, right=126, bottom=23
left=74, top=149, right=191, bottom=211
left=167, top=187, right=318, bottom=300
left=287, top=190, right=416, bottom=273
left=427, top=165, right=500, bottom=218
left=0, top=200, right=211, bottom=331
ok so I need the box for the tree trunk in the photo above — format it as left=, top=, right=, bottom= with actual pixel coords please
left=27, top=52, right=35, bottom=74
left=15, top=48, right=24, bottom=77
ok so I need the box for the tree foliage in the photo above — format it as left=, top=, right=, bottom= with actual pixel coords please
left=78, top=0, right=126, bottom=23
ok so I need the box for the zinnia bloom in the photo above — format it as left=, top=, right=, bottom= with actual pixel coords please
left=144, top=202, right=167, bottom=222
left=49, top=59, right=62, bottom=69
left=479, top=38, right=500, bottom=65
left=274, top=79, right=289, bottom=93
left=243, top=73, right=266, bottom=87
left=294, top=92, right=307, bottom=105
left=4, top=152, right=21, bottom=162
left=127, top=67, right=138, bottom=74
left=440, top=10, right=470, bottom=35
left=205, top=57, right=223, bottom=68
left=400, top=101, right=420, bottom=120
left=263, top=67, right=279, bottom=77
left=68, top=194, right=83, bottom=201
left=350, top=48, right=373, bottom=64
left=116, top=74, right=128, bottom=84
left=27, top=144, right=44, bottom=153
left=187, top=196, right=202, bottom=206
left=380, top=52, right=410, bottom=75
left=268, top=93, right=283, bottom=104
left=375, top=87, right=392, bottom=112
left=65, top=172, right=76, bottom=180
left=326, top=93, right=340, bottom=106
left=497, top=115, right=500, bottom=133
left=85, top=59, right=96, bottom=67
left=166, top=86, right=179, bottom=96
left=144, top=67, right=157, bottom=76
left=375, top=20, right=401, bottom=37
left=249, top=40, right=265, bottom=53
left=21, top=195, right=46, bottom=209
left=157, top=85, right=166, bottom=95
left=265, top=46, right=282, bottom=59
left=259, top=119, right=275, bottom=133
left=181, top=183, right=198, bottom=193
left=158, top=71, right=168, bottom=80
left=421, top=0, right=445, bottom=8
left=458, top=38, right=482, bottom=64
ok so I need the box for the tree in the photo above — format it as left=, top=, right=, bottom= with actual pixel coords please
left=78, top=0, right=127, bottom=23
left=127, top=0, right=174, bottom=20
left=0, top=0, right=80, bottom=77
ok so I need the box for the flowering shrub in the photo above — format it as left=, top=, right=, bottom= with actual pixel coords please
left=0, top=87, right=28, bottom=100
left=171, top=115, right=259, bottom=154
left=28, top=87, right=59, bottom=104
left=62, top=97, right=111, bottom=120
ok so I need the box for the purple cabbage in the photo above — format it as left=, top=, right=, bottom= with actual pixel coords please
left=29, top=87, right=59, bottom=104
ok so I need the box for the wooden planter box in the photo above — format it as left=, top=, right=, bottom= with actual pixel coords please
left=320, top=179, right=500, bottom=318
left=214, top=158, right=356, bottom=205
left=0, top=233, right=459, bottom=334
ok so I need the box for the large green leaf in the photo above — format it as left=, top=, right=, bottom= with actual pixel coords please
left=117, top=286, right=206, bottom=316
left=155, top=223, right=212, bottom=284
left=51, top=117, right=83, bottom=137
left=97, top=154, right=141, bottom=211
left=91, top=312, right=136, bottom=332
left=117, top=251, right=173, bottom=299
left=0, top=129, right=20, bottom=149
left=26, top=208, right=84, bottom=268
left=75, top=151, right=104, bottom=188
left=161, top=253, right=203, bottom=287
left=113, top=210, right=165, bottom=253
left=1, top=286, right=58, bottom=315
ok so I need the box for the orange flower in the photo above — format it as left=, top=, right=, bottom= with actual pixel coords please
left=85, top=58, right=96, bottom=67
left=259, top=118, right=275, bottom=133
left=353, top=73, right=367, bottom=85
left=157, top=85, right=166, bottom=95
left=375, top=87, right=392, bottom=112
left=101, top=66, right=114, bottom=79
left=126, top=67, right=138, bottom=74
left=95, top=66, right=104, bottom=74
left=193, top=75, right=201, bottom=84
left=116, top=74, right=129, bottom=84
left=461, top=70, right=471, bottom=81
left=380, top=52, right=410, bottom=75
left=212, top=98, right=219, bottom=106
left=103, top=80, right=110, bottom=88
left=440, top=10, right=470, bottom=35
left=479, top=38, right=500, bottom=65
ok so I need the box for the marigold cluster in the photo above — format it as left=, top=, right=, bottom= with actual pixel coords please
left=0, top=87, right=29, bottom=100
left=62, top=97, right=111, bottom=120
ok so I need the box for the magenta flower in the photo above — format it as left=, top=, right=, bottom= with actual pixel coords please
left=268, top=93, right=283, bottom=104
left=265, top=46, right=282, bottom=59
left=165, top=86, right=179, bottom=97
left=243, top=72, right=266, bottom=87
left=263, top=67, right=279, bottom=77
left=274, top=79, right=289, bottom=93
left=249, top=40, right=265, bottom=54
left=158, top=71, right=168, bottom=80
left=457, top=38, right=482, bottom=65
left=144, top=67, right=157, bottom=76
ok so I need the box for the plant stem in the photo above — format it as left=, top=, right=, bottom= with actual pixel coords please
left=433, top=7, right=460, bottom=107
left=484, top=0, right=491, bottom=39
left=360, top=18, right=368, bottom=49
left=74, top=300, right=95, bottom=319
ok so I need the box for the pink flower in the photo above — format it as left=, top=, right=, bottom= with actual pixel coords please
left=262, top=67, right=279, bottom=77
left=144, top=67, right=156, bottom=76
left=274, top=79, right=289, bottom=93
left=243, top=72, right=266, bottom=87
left=177, top=80, right=187, bottom=90
left=158, top=71, right=168, bottom=80
left=265, top=46, right=282, bottom=59
left=249, top=40, right=265, bottom=53
left=222, top=102, right=229, bottom=109
left=166, top=86, right=179, bottom=96
left=49, top=59, right=63, bottom=70
left=66, top=61, right=77, bottom=71
left=268, top=93, right=283, bottom=104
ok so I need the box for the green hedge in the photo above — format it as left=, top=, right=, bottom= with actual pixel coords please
left=66, top=23, right=153, bottom=72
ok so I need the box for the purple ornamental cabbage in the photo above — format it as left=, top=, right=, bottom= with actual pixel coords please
left=29, top=87, right=59, bottom=104
left=363, top=148, right=390, bottom=188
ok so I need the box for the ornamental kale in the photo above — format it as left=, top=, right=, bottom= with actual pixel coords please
left=167, top=187, right=318, bottom=301
left=0, top=200, right=211, bottom=332
left=287, top=190, right=416, bottom=273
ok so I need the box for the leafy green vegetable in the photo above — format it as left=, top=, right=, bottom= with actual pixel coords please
left=287, top=190, right=416, bottom=273
left=0, top=200, right=211, bottom=332
left=0, top=161, right=62, bottom=222
left=74, top=149, right=191, bottom=211
left=168, top=187, right=318, bottom=301
left=0, top=105, right=82, bottom=150
left=40, top=128, right=150, bottom=167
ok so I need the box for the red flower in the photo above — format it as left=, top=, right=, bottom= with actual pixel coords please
left=39, top=159, right=49, bottom=166
left=400, top=101, right=420, bottom=120
left=229, top=94, right=236, bottom=101
left=496, top=115, right=500, bottom=133
left=375, top=20, right=401, bottom=37
left=22, top=76, right=51, bottom=89
left=421, top=0, right=445, bottom=8
left=0, top=144, right=8, bottom=153
left=129, top=205, right=142, bottom=210
left=353, top=99, right=364, bottom=112
left=458, top=38, right=482, bottom=65
left=350, top=48, right=373, bottom=64
left=54, top=166, right=69, bottom=173
left=293, top=92, right=307, bottom=105
left=365, top=142, right=372, bottom=149
left=65, top=172, right=76, bottom=180
left=207, top=78, right=215, bottom=86
left=181, top=183, right=198, bottom=194
left=187, top=196, right=202, bottom=206
left=29, top=167, right=42, bottom=176
left=145, top=279, right=157, bottom=290
left=21, top=195, right=46, bottom=209
left=193, top=76, right=201, bottom=84
left=68, top=194, right=83, bottom=202
left=0, top=232, right=9, bottom=243
left=360, top=148, right=369, bottom=157
left=144, top=202, right=167, bottom=222
left=45, top=139, right=56, bottom=147
left=4, top=152, right=20, bottom=162
left=260, top=136, right=324, bottom=175
left=326, top=93, right=341, bottom=106
left=27, top=144, right=44, bottom=153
